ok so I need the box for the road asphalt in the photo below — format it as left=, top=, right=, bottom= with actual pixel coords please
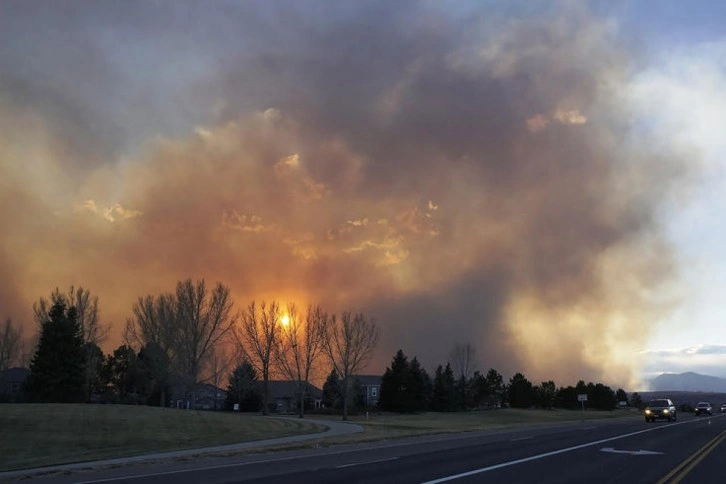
left=0, top=416, right=363, bottom=481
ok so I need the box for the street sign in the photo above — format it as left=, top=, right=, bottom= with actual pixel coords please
left=578, top=394, right=588, bottom=401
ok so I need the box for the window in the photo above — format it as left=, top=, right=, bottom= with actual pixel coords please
left=371, top=387, right=377, bottom=397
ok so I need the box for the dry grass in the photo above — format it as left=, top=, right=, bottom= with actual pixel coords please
left=308, top=408, right=639, bottom=444
left=0, top=405, right=638, bottom=471
left=0, top=404, right=325, bottom=471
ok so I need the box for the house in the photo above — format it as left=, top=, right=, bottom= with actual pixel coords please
left=354, top=375, right=381, bottom=409
left=194, top=383, right=227, bottom=410
left=0, top=367, right=30, bottom=403
left=266, top=381, right=323, bottom=413
left=170, top=382, right=226, bottom=410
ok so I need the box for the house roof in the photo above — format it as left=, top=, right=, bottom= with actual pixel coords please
left=266, top=381, right=322, bottom=399
left=354, top=375, right=382, bottom=386
left=0, top=367, right=30, bottom=382
left=197, top=383, right=225, bottom=393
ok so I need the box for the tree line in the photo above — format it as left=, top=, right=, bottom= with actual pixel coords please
left=3, top=282, right=637, bottom=416
left=376, top=346, right=632, bottom=412
left=6, top=280, right=379, bottom=420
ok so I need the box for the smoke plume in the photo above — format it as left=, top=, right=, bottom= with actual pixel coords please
left=0, top=1, right=691, bottom=387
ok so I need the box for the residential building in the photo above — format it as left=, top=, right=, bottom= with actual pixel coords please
left=267, top=381, right=323, bottom=413
left=355, top=374, right=381, bottom=409
left=0, top=367, right=29, bottom=403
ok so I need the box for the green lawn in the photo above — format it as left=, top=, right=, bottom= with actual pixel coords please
left=0, top=404, right=325, bottom=470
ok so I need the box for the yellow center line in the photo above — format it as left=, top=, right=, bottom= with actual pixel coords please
left=656, top=430, right=726, bottom=484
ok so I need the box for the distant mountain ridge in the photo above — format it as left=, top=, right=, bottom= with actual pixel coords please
left=649, top=372, right=726, bottom=392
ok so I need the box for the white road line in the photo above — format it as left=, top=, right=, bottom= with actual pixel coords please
left=336, top=457, right=399, bottom=468
left=509, top=436, right=534, bottom=442
left=421, top=420, right=694, bottom=484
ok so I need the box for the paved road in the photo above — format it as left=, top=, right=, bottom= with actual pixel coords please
left=9, top=414, right=726, bottom=483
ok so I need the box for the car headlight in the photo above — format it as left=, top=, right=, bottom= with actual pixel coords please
left=645, top=409, right=651, bottom=414
left=663, top=409, right=669, bottom=414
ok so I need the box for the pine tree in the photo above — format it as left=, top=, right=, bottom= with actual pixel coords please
left=408, top=357, right=431, bottom=412
left=508, top=372, right=534, bottom=408
left=379, top=349, right=410, bottom=412
left=25, top=300, right=86, bottom=402
left=226, top=360, right=261, bottom=412
left=322, top=368, right=342, bottom=410
left=431, top=365, right=446, bottom=411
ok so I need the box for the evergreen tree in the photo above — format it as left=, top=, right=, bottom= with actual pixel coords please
left=379, top=349, right=410, bottom=412
left=380, top=350, right=431, bottom=413
left=615, top=388, right=629, bottom=406
left=508, top=372, right=534, bottom=408
left=555, top=385, right=578, bottom=409
left=83, top=342, right=105, bottom=402
left=226, top=360, right=261, bottom=412
left=138, top=342, right=172, bottom=406
left=469, top=371, right=488, bottom=407
left=485, top=368, right=504, bottom=406
left=25, top=300, right=86, bottom=402
left=322, top=368, right=342, bottom=410
left=588, top=382, right=617, bottom=410
left=409, top=357, right=431, bottom=412
left=105, top=345, right=144, bottom=404
left=431, top=363, right=458, bottom=411
left=431, top=365, right=446, bottom=411
left=535, top=380, right=556, bottom=408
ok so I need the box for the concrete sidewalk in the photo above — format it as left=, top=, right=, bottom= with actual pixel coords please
left=0, top=417, right=363, bottom=480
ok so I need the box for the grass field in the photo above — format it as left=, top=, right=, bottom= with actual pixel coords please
left=0, top=405, right=639, bottom=471
left=307, top=408, right=639, bottom=445
left=0, top=404, right=326, bottom=471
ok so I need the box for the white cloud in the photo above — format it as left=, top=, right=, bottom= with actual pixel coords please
left=76, top=199, right=142, bottom=223
left=221, top=211, right=274, bottom=233
left=553, top=109, right=587, bottom=125
left=628, top=40, right=726, bottom=359
left=640, top=344, right=726, bottom=379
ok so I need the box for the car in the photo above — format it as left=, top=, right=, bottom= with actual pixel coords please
left=644, top=398, right=677, bottom=422
left=721, top=404, right=726, bottom=413
left=695, top=402, right=713, bottom=416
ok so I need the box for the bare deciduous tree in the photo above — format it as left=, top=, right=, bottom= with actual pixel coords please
left=33, top=286, right=110, bottom=345
left=0, top=318, right=22, bottom=371
left=323, top=312, right=379, bottom=420
left=274, top=304, right=328, bottom=418
left=450, top=342, right=477, bottom=405
left=450, top=342, right=476, bottom=382
left=234, top=301, right=281, bottom=415
left=203, top=344, right=235, bottom=411
left=174, top=279, right=236, bottom=407
left=126, top=280, right=236, bottom=408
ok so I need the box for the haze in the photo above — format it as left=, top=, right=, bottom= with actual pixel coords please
left=3, top=1, right=724, bottom=389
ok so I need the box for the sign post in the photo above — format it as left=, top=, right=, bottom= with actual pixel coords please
left=578, top=394, right=588, bottom=411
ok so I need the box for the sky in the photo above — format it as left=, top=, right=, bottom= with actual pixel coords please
left=1, top=0, right=725, bottom=390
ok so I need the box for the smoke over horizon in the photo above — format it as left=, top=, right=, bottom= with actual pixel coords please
left=0, top=1, right=693, bottom=388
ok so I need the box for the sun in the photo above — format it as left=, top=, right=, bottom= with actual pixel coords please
left=281, top=314, right=290, bottom=327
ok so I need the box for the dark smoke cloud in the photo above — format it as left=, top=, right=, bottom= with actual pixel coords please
left=0, top=1, right=690, bottom=387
